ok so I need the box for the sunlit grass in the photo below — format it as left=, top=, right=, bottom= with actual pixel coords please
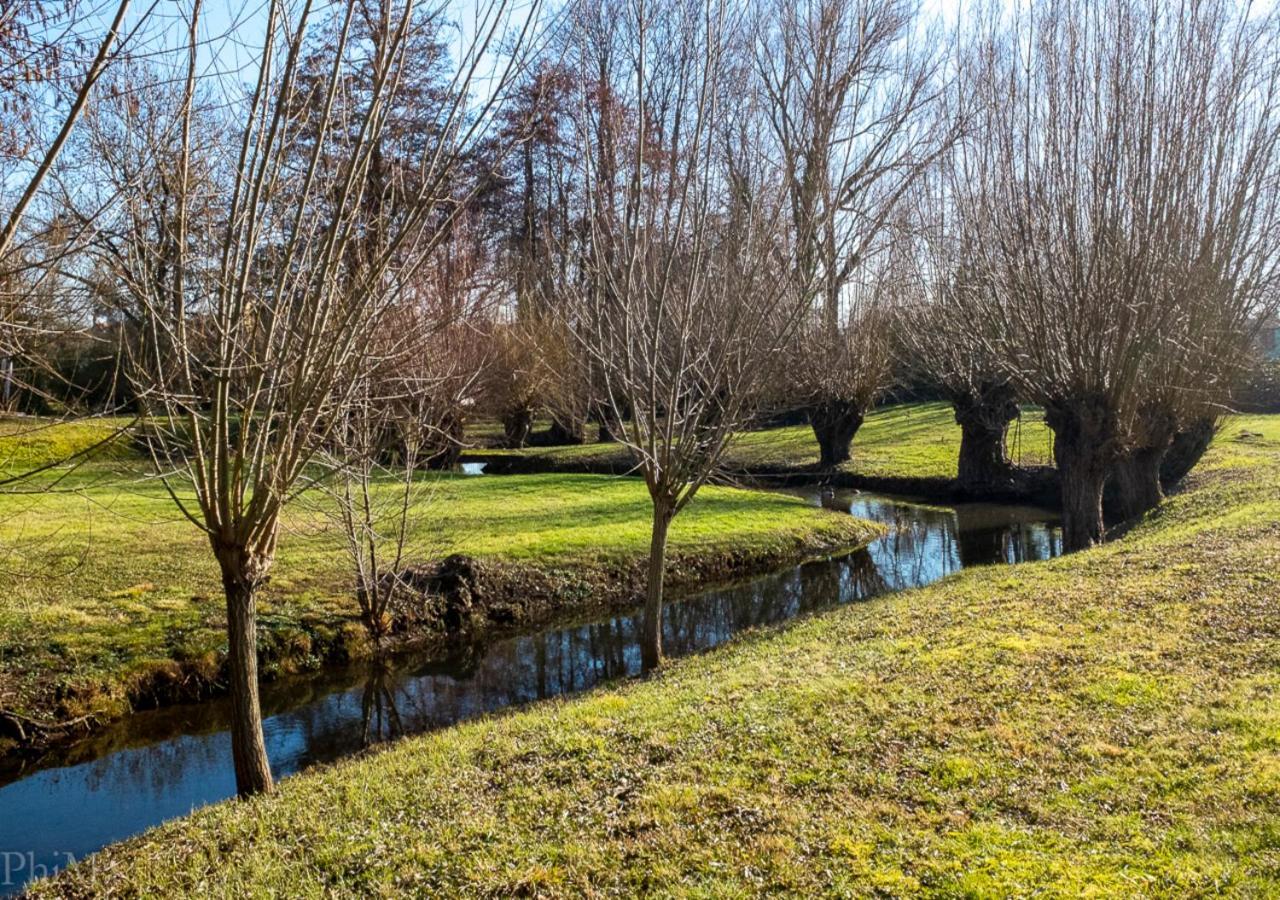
left=468, top=401, right=1057, bottom=480
left=33, top=414, right=1280, bottom=898
left=0, top=428, right=873, bottom=723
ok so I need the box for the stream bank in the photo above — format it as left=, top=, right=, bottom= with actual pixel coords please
left=0, top=489, right=1060, bottom=897
left=467, top=449, right=1063, bottom=507
left=0, top=498, right=879, bottom=759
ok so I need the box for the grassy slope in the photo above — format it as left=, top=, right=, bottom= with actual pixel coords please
left=469, top=401, right=1056, bottom=480
left=0, top=422, right=873, bottom=721
left=36, top=416, right=1280, bottom=898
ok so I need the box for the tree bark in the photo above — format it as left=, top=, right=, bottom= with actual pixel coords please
left=502, top=406, right=533, bottom=448
left=1109, top=406, right=1178, bottom=521
left=220, top=561, right=274, bottom=797
left=1110, top=443, right=1168, bottom=521
left=953, top=388, right=1019, bottom=493
left=1160, top=416, right=1218, bottom=489
left=641, top=505, right=672, bottom=673
left=1045, top=399, right=1116, bottom=552
left=1110, top=451, right=1161, bottom=521
left=547, top=414, right=587, bottom=445
left=422, top=412, right=464, bottom=469
left=594, top=405, right=620, bottom=443
left=810, top=399, right=864, bottom=468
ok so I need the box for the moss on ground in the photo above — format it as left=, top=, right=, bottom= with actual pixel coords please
left=0, top=426, right=875, bottom=729
left=468, top=401, right=1056, bottom=481
left=29, top=415, right=1280, bottom=898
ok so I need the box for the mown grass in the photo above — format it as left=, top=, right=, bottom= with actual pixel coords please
left=0, top=423, right=873, bottom=723
left=0, top=416, right=134, bottom=475
left=469, top=401, right=1056, bottom=480
left=34, top=414, right=1280, bottom=898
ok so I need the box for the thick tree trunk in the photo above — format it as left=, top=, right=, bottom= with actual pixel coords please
left=594, top=405, right=620, bottom=443
left=1045, top=400, right=1116, bottom=552
left=1160, top=416, right=1218, bottom=489
left=422, top=412, right=464, bottom=470
left=641, top=506, right=672, bottom=673
left=810, top=399, right=864, bottom=468
left=220, top=567, right=273, bottom=797
left=502, top=406, right=533, bottom=449
left=547, top=414, right=587, bottom=446
left=953, top=389, right=1019, bottom=493
left=1110, top=443, right=1167, bottom=522
left=957, top=419, right=1010, bottom=490
left=1056, top=448, right=1109, bottom=551
left=1109, top=406, right=1178, bottom=521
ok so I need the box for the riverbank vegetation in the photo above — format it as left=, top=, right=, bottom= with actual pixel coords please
left=0, top=422, right=876, bottom=748
left=31, top=418, right=1280, bottom=897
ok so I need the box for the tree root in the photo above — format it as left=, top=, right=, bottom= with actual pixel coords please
left=0, top=708, right=99, bottom=744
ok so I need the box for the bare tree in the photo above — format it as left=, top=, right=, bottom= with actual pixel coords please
left=1110, top=208, right=1280, bottom=520
left=895, top=300, right=1021, bottom=494
left=952, top=0, right=1280, bottom=550
left=0, top=1, right=147, bottom=433
left=481, top=62, right=612, bottom=447
left=321, top=212, right=497, bottom=643
left=104, top=0, right=541, bottom=796
left=480, top=318, right=543, bottom=446
left=893, top=174, right=1024, bottom=495
left=564, top=0, right=801, bottom=670
left=758, top=0, right=953, bottom=467
left=0, top=0, right=136, bottom=261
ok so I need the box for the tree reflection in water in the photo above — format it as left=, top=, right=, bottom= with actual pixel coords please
left=361, top=663, right=404, bottom=749
left=0, top=490, right=1060, bottom=897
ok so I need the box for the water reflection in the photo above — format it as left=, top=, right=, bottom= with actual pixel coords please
left=0, top=490, right=1059, bottom=896
left=814, top=490, right=1064, bottom=586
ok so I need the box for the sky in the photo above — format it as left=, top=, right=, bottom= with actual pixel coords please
left=117, top=0, right=968, bottom=83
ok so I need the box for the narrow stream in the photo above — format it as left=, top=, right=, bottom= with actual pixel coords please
left=0, top=488, right=1060, bottom=894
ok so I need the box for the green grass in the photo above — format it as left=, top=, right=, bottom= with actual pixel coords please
left=0, top=428, right=873, bottom=724
left=0, top=416, right=134, bottom=474
left=469, top=401, right=1056, bottom=480
left=33, top=414, right=1280, bottom=898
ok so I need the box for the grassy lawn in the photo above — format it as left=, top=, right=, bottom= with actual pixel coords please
left=0, top=421, right=874, bottom=726
left=469, top=401, right=1057, bottom=481
left=35, top=414, right=1280, bottom=897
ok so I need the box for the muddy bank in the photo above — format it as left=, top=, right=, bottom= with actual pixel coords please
left=468, top=450, right=1063, bottom=508
left=0, top=522, right=880, bottom=759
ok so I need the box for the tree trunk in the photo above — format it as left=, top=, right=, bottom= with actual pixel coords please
left=594, top=405, right=620, bottom=443
left=1160, top=416, right=1218, bottom=489
left=1109, top=406, right=1178, bottom=521
left=641, top=506, right=672, bottom=673
left=502, top=406, right=533, bottom=449
left=953, top=389, right=1019, bottom=494
left=221, top=569, right=273, bottom=797
left=1045, top=400, right=1116, bottom=552
left=547, top=414, right=587, bottom=445
left=810, top=399, right=864, bottom=468
left=1110, top=443, right=1167, bottom=521
left=422, top=412, right=464, bottom=470
left=1056, top=448, right=1108, bottom=551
